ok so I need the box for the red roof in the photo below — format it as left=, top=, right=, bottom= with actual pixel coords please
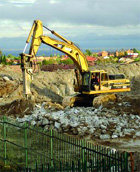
left=86, top=56, right=97, bottom=62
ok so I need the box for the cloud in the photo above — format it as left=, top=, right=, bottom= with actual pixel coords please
left=8, top=0, right=36, bottom=4
left=49, top=0, right=61, bottom=4
left=0, top=0, right=140, bottom=49
left=0, top=0, right=36, bottom=7
left=0, top=20, right=31, bottom=38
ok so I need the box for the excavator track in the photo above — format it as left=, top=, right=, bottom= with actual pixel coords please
left=62, top=93, right=117, bottom=108
left=62, top=94, right=95, bottom=107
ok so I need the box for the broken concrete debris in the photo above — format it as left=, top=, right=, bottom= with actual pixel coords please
left=16, top=104, right=140, bottom=140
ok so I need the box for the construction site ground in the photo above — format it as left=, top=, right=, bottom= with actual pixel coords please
left=1, top=63, right=140, bottom=154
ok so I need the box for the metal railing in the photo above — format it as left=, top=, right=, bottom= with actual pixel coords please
left=0, top=116, right=129, bottom=171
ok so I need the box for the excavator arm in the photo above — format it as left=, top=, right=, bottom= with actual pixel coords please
left=20, top=20, right=89, bottom=96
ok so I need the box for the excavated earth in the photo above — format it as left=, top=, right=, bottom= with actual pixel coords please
left=1, top=62, right=140, bottom=160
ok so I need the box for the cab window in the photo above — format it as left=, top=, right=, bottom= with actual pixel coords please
left=101, top=73, right=108, bottom=81
left=115, top=74, right=125, bottom=79
left=82, top=73, right=90, bottom=85
left=109, top=75, right=115, bottom=80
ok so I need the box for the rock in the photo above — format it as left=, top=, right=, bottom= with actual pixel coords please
left=70, top=122, right=79, bottom=128
left=74, top=109, right=79, bottom=114
left=44, top=102, right=64, bottom=110
left=134, top=125, right=139, bottom=129
left=78, top=127, right=88, bottom=136
left=35, top=104, right=41, bottom=108
left=123, top=114, right=127, bottom=117
left=3, top=76, right=10, bottom=81
left=123, top=102, right=131, bottom=107
left=31, top=120, right=36, bottom=126
left=49, top=121, right=54, bottom=124
left=54, top=122, right=61, bottom=129
left=37, top=121, right=42, bottom=126
left=130, top=114, right=135, bottom=120
left=44, top=113, right=51, bottom=118
left=94, top=109, right=98, bottom=113
left=16, top=117, right=26, bottom=123
left=71, top=128, right=78, bottom=135
left=115, top=126, right=121, bottom=133
left=44, top=125, right=49, bottom=131
left=135, top=131, right=140, bottom=137
left=112, top=134, right=118, bottom=139
left=38, top=115, right=43, bottom=121
left=123, top=128, right=135, bottom=135
left=101, top=130, right=106, bottom=134
left=60, top=118, right=69, bottom=127
left=98, top=105, right=103, bottom=111
left=100, top=134, right=110, bottom=140
left=119, top=132, right=124, bottom=137
left=32, top=113, right=38, bottom=120
left=88, top=128, right=95, bottom=134
left=42, top=118, right=49, bottom=125
left=93, top=94, right=117, bottom=107
left=100, top=124, right=107, bottom=130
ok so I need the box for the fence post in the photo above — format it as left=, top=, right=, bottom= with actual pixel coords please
left=24, top=122, right=28, bottom=168
left=124, top=152, right=128, bottom=172
left=50, top=129, right=53, bottom=169
left=82, top=139, right=85, bottom=171
left=72, top=161, right=75, bottom=172
left=3, top=116, right=7, bottom=166
left=78, top=159, right=81, bottom=172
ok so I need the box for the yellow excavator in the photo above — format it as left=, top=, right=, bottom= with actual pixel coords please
left=20, top=20, right=130, bottom=106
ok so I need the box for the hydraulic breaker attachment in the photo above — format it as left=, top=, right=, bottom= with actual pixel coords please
left=20, top=53, right=33, bottom=97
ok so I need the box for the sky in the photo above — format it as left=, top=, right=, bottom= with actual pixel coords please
left=0, top=0, right=140, bottom=52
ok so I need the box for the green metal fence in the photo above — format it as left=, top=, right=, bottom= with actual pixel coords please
left=0, top=116, right=129, bottom=171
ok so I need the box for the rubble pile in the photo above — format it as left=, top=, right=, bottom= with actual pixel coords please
left=17, top=102, right=140, bottom=140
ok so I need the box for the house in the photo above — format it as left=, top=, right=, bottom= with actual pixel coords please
left=108, top=52, right=115, bottom=57
left=115, top=51, right=119, bottom=57
left=86, top=56, right=97, bottom=65
left=98, top=51, right=108, bottom=57
left=115, top=50, right=125, bottom=57
left=127, top=53, right=138, bottom=58
left=126, top=49, right=133, bottom=54
left=61, top=55, right=69, bottom=61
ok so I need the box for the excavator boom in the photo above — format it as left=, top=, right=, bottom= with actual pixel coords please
left=22, top=20, right=89, bottom=72
left=20, top=20, right=89, bottom=96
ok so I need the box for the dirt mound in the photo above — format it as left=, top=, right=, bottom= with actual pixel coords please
left=0, top=77, right=18, bottom=97
left=31, top=69, right=75, bottom=103
left=0, top=99, right=35, bottom=117
left=105, top=95, right=140, bottom=115
left=0, top=65, right=76, bottom=116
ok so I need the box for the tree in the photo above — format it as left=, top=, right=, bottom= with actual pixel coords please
left=124, top=52, right=128, bottom=56
left=42, top=59, right=56, bottom=65
left=42, top=53, right=45, bottom=57
left=60, top=58, right=74, bottom=65
left=56, top=57, right=61, bottom=64
left=133, top=48, right=137, bottom=53
left=0, top=50, right=2, bottom=57
left=133, top=48, right=140, bottom=54
left=85, top=49, right=92, bottom=56
left=7, top=54, right=15, bottom=59
left=1, top=55, right=7, bottom=65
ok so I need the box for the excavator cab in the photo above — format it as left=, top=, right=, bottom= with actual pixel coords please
left=82, top=70, right=130, bottom=95
left=82, top=71, right=103, bottom=92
